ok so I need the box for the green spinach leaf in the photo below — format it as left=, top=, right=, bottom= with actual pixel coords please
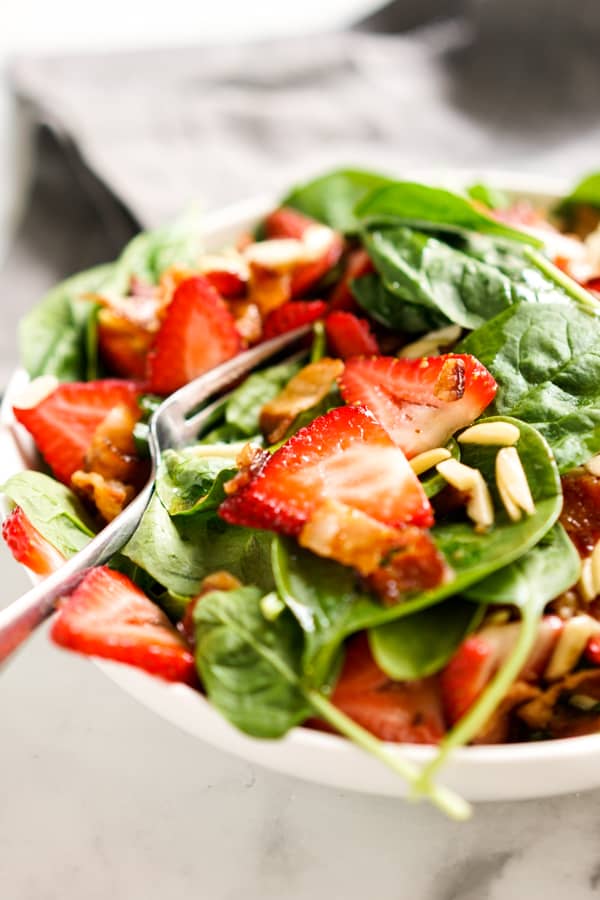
left=194, top=584, right=470, bottom=819
left=225, top=358, right=303, bottom=436
left=466, top=183, right=510, bottom=210
left=557, top=171, right=600, bottom=216
left=368, top=600, right=483, bottom=681
left=155, top=449, right=237, bottom=516
left=356, top=182, right=542, bottom=246
left=460, top=302, right=600, bottom=471
left=122, top=494, right=274, bottom=596
left=1, top=471, right=95, bottom=557
left=351, top=272, right=448, bottom=334
left=281, top=168, right=395, bottom=232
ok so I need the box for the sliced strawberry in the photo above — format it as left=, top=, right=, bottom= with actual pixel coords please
left=329, top=248, right=373, bottom=311
left=262, top=300, right=327, bottom=340
left=97, top=311, right=154, bottom=379
left=265, top=207, right=343, bottom=297
left=51, top=566, right=196, bottom=684
left=13, top=380, right=141, bottom=484
left=585, top=636, right=600, bottom=666
left=330, top=634, right=446, bottom=744
left=203, top=269, right=247, bottom=298
left=219, top=405, right=432, bottom=536
left=339, top=354, right=497, bottom=458
left=148, top=276, right=242, bottom=395
left=325, top=311, right=379, bottom=359
left=2, top=506, right=65, bottom=575
left=440, top=616, right=563, bottom=725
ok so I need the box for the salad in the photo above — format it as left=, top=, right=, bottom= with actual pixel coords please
left=5, top=168, right=600, bottom=819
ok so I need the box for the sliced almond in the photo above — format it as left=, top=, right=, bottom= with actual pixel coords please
left=495, top=447, right=535, bottom=519
left=545, top=614, right=600, bottom=680
left=591, top=541, right=600, bottom=597
left=244, top=238, right=306, bottom=272
left=12, top=375, right=59, bottom=410
left=458, top=422, right=520, bottom=447
left=409, top=447, right=452, bottom=475
left=398, top=325, right=462, bottom=359
left=436, top=459, right=494, bottom=530
left=584, top=453, right=600, bottom=477
left=578, top=557, right=596, bottom=603
left=187, top=440, right=249, bottom=460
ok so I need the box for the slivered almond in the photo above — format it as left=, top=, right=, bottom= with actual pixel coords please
left=591, top=541, right=600, bottom=597
left=545, top=614, right=600, bottom=680
left=198, top=252, right=249, bottom=279
left=187, top=441, right=249, bottom=459
left=458, top=422, right=520, bottom=447
left=398, top=325, right=462, bottom=359
left=13, top=375, right=59, bottom=410
left=409, top=447, right=452, bottom=475
left=578, top=557, right=596, bottom=603
left=436, top=459, right=494, bottom=530
left=244, top=238, right=306, bottom=271
left=302, top=224, right=335, bottom=261
left=495, top=447, right=535, bottom=520
left=584, top=453, right=600, bottom=477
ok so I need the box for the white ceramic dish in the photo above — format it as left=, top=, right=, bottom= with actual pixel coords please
left=3, top=169, right=600, bottom=803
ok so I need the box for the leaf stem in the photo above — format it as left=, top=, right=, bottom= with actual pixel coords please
left=310, top=321, right=327, bottom=363
left=414, top=603, right=540, bottom=790
left=306, top=689, right=472, bottom=821
left=523, top=247, right=600, bottom=312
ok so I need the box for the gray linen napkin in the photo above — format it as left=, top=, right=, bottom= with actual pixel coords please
left=3, top=2, right=600, bottom=385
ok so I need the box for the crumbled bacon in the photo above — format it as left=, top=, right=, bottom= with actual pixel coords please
left=228, top=298, right=263, bottom=344
left=517, top=668, right=600, bottom=738
left=366, top=529, right=448, bottom=605
left=433, top=357, right=465, bottom=402
left=298, top=499, right=409, bottom=575
left=560, top=470, right=600, bottom=556
left=471, top=681, right=540, bottom=744
left=71, top=470, right=135, bottom=522
left=223, top=444, right=270, bottom=496
left=259, top=358, right=343, bottom=444
left=247, top=264, right=292, bottom=316
left=84, top=404, right=146, bottom=487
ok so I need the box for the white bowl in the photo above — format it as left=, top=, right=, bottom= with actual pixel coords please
left=3, top=169, right=599, bottom=803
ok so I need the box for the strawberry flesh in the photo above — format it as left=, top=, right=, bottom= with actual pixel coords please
left=330, top=634, right=446, bottom=744
left=325, top=311, right=379, bottom=359
left=148, top=276, right=241, bottom=394
left=265, top=207, right=343, bottom=297
left=13, top=379, right=141, bottom=484
left=329, top=248, right=373, bottom=311
left=51, top=566, right=196, bottom=684
left=2, top=506, right=65, bottom=576
left=262, top=300, right=327, bottom=341
left=339, top=353, right=497, bottom=457
left=219, top=404, right=433, bottom=536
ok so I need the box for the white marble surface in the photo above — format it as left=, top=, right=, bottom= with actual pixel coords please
left=1, top=537, right=600, bottom=900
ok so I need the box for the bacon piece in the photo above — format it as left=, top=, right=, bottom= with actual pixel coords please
left=366, top=529, right=448, bottom=605
left=259, top=358, right=343, bottom=444
left=517, top=668, right=600, bottom=738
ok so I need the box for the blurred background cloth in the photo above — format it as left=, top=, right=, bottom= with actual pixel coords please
left=2, top=0, right=600, bottom=383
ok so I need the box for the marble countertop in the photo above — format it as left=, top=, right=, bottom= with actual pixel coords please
left=1, top=538, right=600, bottom=900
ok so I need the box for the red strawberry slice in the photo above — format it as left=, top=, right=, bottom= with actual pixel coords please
left=585, top=636, right=600, bottom=666
left=339, top=354, right=497, bottom=458
left=330, top=634, right=446, bottom=743
left=2, top=506, right=65, bottom=575
left=440, top=616, right=563, bottom=725
left=13, top=379, right=141, bottom=484
left=329, top=248, right=373, bottom=311
left=325, top=311, right=379, bottom=359
left=265, top=207, right=343, bottom=297
left=51, top=566, right=196, bottom=684
left=262, top=300, right=327, bottom=341
left=219, top=404, right=433, bottom=536
left=148, top=276, right=242, bottom=394
left=204, top=269, right=247, bottom=298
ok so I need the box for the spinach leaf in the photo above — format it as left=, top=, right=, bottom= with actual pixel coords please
left=194, top=584, right=470, bottom=819
left=417, top=524, right=579, bottom=788
left=363, top=227, right=552, bottom=330
left=195, top=585, right=311, bottom=738
left=557, top=171, right=600, bottom=215
left=421, top=439, right=460, bottom=499
left=225, top=359, right=303, bottom=436
left=351, top=272, right=448, bottom=334
left=356, top=182, right=542, bottom=246
left=273, top=417, right=561, bottom=659
left=19, top=265, right=111, bottom=381
left=281, top=168, right=395, bottom=232
left=368, top=600, right=483, bottom=681
left=1, top=471, right=95, bottom=557
left=460, top=302, right=600, bottom=472
left=122, top=494, right=274, bottom=596
left=155, top=449, right=236, bottom=516
left=466, top=183, right=510, bottom=211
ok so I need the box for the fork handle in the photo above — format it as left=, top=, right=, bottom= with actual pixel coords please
left=0, top=484, right=153, bottom=665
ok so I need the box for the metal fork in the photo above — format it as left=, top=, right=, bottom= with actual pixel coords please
left=0, top=326, right=310, bottom=665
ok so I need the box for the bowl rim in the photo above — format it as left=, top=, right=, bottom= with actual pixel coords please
left=4, top=165, right=600, bottom=781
